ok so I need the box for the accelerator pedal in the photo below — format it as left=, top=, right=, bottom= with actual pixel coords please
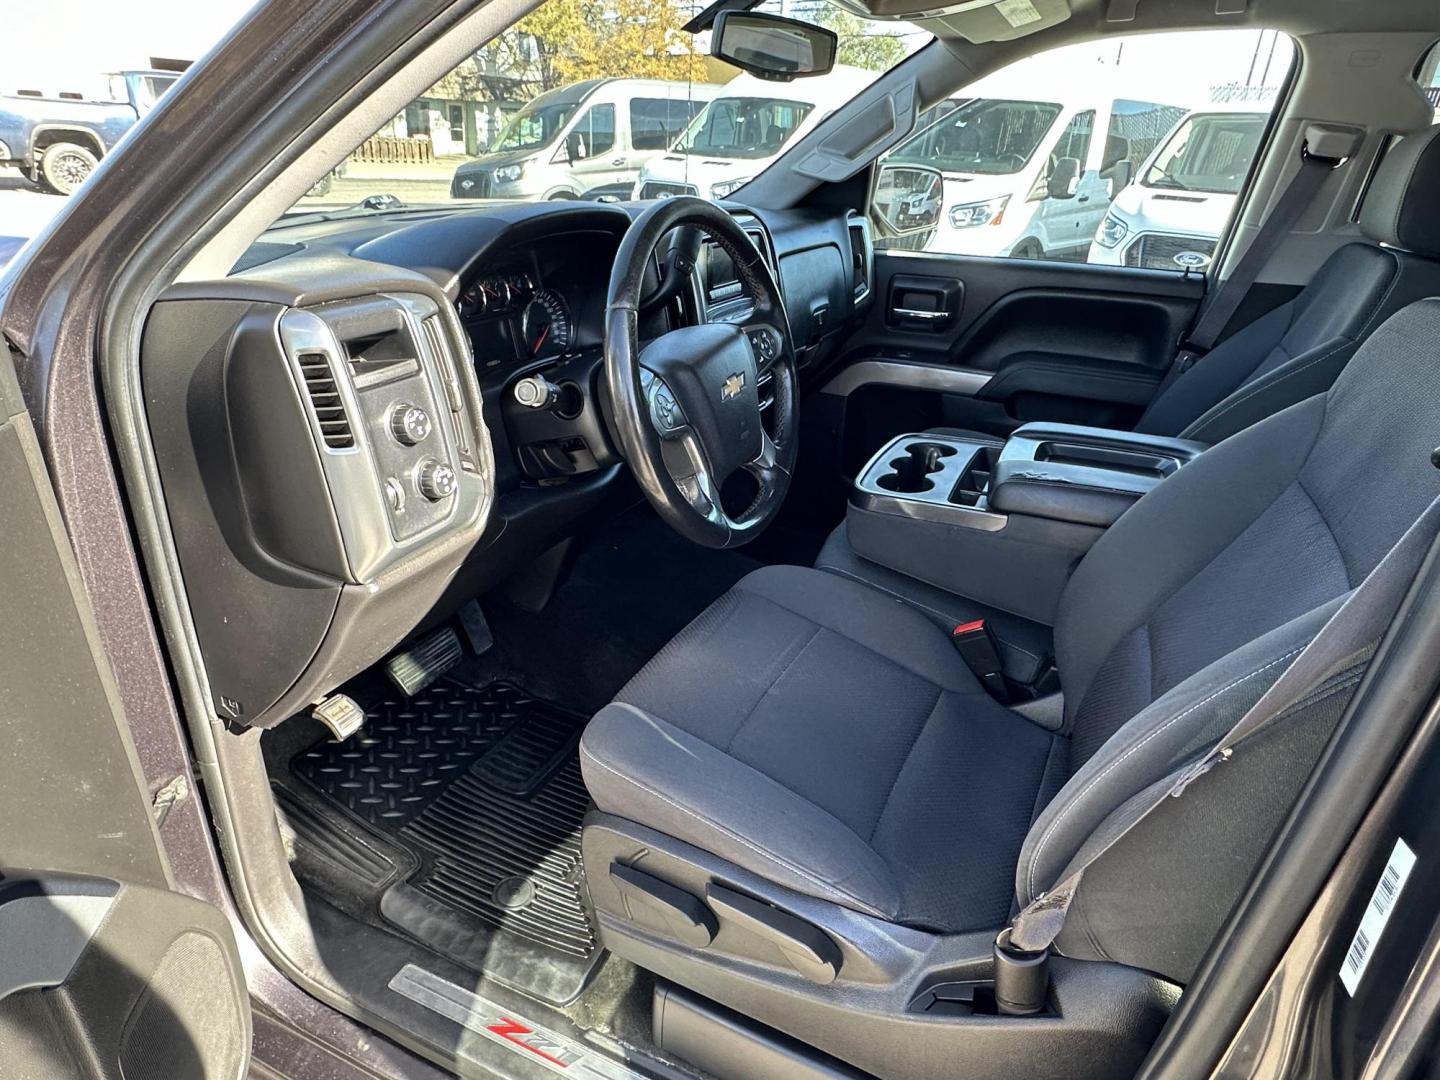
left=385, top=626, right=462, bottom=698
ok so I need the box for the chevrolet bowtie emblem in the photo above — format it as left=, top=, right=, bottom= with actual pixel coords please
left=721, top=372, right=745, bottom=401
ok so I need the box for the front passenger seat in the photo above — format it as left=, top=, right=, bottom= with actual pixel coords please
left=1137, top=124, right=1440, bottom=443
left=579, top=298, right=1440, bottom=1073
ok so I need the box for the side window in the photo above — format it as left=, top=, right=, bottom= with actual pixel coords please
left=574, top=104, right=616, bottom=157
left=631, top=98, right=686, bottom=151
left=871, top=29, right=1294, bottom=267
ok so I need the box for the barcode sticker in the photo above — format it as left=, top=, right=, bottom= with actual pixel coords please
left=1340, top=837, right=1416, bottom=995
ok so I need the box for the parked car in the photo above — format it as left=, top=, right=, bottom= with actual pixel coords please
left=0, top=69, right=178, bottom=193
left=633, top=67, right=878, bottom=200
left=897, top=80, right=1186, bottom=260
left=1088, top=100, right=1273, bottom=269
left=451, top=78, right=717, bottom=200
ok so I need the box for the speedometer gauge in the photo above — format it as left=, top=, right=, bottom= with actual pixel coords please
left=521, top=289, right=572, bottom=357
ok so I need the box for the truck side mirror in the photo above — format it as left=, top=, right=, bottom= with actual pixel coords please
left=565, top=132, right=586, bottom=162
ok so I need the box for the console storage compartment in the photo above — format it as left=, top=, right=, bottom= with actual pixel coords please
left=847, top=425, right=1203, bottom=625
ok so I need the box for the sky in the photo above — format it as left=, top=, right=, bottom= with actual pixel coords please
left=2, top=0, right=1293, bottom=106
left=2, top=0, right=259, bottom=95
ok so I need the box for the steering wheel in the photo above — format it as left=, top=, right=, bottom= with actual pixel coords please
left=604, top=197, right=799, bottom=549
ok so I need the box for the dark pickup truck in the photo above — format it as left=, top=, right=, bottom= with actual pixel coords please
left=0, top=69, right=178, bottom=193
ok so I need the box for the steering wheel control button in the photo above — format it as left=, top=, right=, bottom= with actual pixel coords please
left=416, top=458, right=457, bottom=502
left=384, top=476, right=407, bottom=513
left=514, top=374, right=560, bottom=409
left=650, top=383, right=684, bottom=434
left=749, top=329, right=778, bottom=362
left=389, top=403, right=432, bottom=445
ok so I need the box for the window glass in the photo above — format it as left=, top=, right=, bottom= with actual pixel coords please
left=575, top=103, right=615, bottom=156
left=872, top=28, right=1295, bottom=273
left=273, top=0, right=927, bottom=212
left=631, top=97, right=696, bottom=150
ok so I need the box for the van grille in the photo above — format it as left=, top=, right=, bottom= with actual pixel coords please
left=1123, top=234, right=1217, bottom=272
left=297, top=352, right=355, bottom=449
left=639, top=180, right=697, bottom=199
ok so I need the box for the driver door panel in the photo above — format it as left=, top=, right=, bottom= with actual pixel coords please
left=0, top=346, right=250, bottom=1078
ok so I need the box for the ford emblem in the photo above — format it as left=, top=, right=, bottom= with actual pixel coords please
left=1173, top=250, right=1211, bottom=269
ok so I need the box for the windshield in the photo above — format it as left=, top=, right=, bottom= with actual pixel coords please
left=492, top=99, right=581, bottom=153
left=674, top=97, right=814, bottom=159
left=271, top=0, right=927, bottom=217
left=889, top=98, right=1063, bottom=175
left=1143, top=112, right=1267, bottom=194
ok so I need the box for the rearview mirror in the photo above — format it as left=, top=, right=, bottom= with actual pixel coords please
left=1046, top=156, right=1080, bottom=200
left=872, top=164, right=943, bottom=239
left=711, top=11, right=837, bottom=82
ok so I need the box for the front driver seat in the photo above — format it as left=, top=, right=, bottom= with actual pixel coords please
left=580, top=302, right=1440, bottom=1076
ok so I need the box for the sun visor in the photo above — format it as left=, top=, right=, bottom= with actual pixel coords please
left=914, top=0, right=1071, bottom=42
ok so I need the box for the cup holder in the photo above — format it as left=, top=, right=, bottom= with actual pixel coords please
left=876, top=441, right=956, bottom=494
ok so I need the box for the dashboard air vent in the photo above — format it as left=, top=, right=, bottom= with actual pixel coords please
left=297, top=352, right=355, bottom=449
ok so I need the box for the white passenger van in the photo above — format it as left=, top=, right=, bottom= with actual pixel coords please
left=451, top=78, right=717, bottom=200
left=1088, top=99, right=1273, bottom=269
left=892, top=63, right=1188, bottom=260
left=633, top=67, right=878, bottom=201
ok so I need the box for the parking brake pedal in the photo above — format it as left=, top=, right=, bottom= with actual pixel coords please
left=311, top=694, right=366, bottom=742
left=385, top=627, right=462, bottom=698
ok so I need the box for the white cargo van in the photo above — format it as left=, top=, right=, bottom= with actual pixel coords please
left=451, top=78, right=717, bottom=200
left=633, top=67, right=877, bottom=201
left=897, top=78, right=1188, bottom=260
left=1088, top=100, right=1272, bottom=269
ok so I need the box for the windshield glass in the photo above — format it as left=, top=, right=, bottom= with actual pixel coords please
left=1143, top=112, right=1267, bottom=194
left=675, top=97, right=814, bottom=159
left=889, top=98, right=1063, bottom=175
left=492, top=99, right=581, bottom=152
left=271, top=0, right=927, bottom=217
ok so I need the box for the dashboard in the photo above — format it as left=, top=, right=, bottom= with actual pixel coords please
left=141, top=199, right=867, bottom=728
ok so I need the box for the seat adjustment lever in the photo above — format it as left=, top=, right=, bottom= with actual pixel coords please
left=705, top=883, right=842, bottom=985
left=610, top=863, right=717, bottom=948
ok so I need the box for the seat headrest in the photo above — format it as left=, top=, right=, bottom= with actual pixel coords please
left=1360, top=126, right=1440, bottom=259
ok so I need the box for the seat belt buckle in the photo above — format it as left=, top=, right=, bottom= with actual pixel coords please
left=951, top=619, right=1010, bottom=703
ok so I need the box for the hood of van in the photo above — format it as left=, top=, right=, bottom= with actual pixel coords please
left=640, top=153, right=769, bottom=190
left=454, top=149, right=541, bottom=177
left=1109, top=183, right=1237, bottom=238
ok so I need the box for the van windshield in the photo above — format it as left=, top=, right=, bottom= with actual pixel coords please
left=1143, top=112, right=1267, bottom=194
left=493, top=99, right=582, bottom=153
left=890, top=98, right=1063, bottom=175
left=674, top=97, right=815, bottom=160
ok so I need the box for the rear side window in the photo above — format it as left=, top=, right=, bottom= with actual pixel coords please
left=630, top=97, right=705, bottom=150
left=871, top=28, right=1295, bottom=273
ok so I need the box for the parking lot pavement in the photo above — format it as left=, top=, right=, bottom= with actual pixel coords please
left=0, top=173, right=67, bottom=267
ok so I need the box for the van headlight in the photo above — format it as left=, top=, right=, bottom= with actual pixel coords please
left=1095, top=212, right=1129, bottom=249
left=948, top=196, right=1009, bottom=229
left=495, top=163, right=525, bottom=184
left=711, top=176, right=754, bottom=199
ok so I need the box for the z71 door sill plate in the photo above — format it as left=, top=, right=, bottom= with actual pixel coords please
left=389, top=963, right=642, bottom=1079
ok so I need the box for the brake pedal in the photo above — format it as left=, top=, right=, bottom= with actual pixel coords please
left=385, top=626, right=462, bottom=697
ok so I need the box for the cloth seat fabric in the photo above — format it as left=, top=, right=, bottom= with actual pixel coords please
left=581, top=565, right=1066, bottom=932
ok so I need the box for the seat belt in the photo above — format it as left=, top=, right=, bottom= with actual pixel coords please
left=1161, top=124, right=1358, bottom=383
left=1008, top=488, right=1440, bottom=955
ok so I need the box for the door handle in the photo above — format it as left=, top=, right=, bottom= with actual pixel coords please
left=611, top=157, right=626, bottom=166
left=893, top=308, right=946, bottom=321
left=1077, top=195, right=1091, bottom=203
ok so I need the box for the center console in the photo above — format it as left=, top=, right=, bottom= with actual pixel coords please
left=849, top=424, right=1204, bottom=625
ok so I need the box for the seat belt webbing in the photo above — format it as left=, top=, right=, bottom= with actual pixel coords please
left=1159, top=126, right=1355, bottom=388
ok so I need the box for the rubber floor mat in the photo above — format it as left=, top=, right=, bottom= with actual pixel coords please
left=291, top=680, right=602, bottom=1002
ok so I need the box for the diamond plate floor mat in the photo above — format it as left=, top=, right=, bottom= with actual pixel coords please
left=291, top=680, right=601, bottom=1004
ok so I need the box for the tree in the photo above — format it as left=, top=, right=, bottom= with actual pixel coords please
left=794, top=2, right=908, bottom=72
left=453, top=0, right=707, bottom=99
